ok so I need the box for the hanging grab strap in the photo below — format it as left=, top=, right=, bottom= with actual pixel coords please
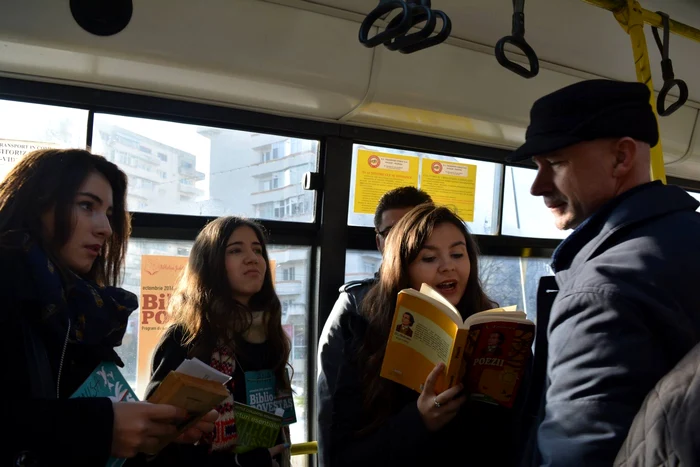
left=359, top=0, right=452, bottom=54
left=494, top=0, right=539, bottom=78
left=383, top=0, right=436, bottom=52
left=359, top=0, right=413, bottom=48
left=396, top=1, right=452, bottom=54
left=651, top=11, right=689, bottom=116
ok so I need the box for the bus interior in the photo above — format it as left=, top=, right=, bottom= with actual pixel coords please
left=1, top=1, right=699, bottom=465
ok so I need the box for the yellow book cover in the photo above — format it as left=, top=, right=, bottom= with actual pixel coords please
left=380, top=283, right=534, bottom=408
left=147, top=371, right=230, bottom=452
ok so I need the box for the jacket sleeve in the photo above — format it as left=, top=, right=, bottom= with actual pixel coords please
left=330, top=314, right=434, bottom=467
left=144, top=326, right=189, bottom=400
left=537, top=290, right=664, bottom=466
left=317, top=291, right=356, bottom=467
left=1, top=297, right=115, bottom=467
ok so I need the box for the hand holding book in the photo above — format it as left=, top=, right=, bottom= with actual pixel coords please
left=172, top=408, right=219, bottom=445
left=110, top=402, right=189, bottom=457
left=416, top=362, right=467, bottom=432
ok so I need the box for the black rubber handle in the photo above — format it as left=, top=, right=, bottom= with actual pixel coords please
left=398, top=9, right=451, bottom=54
left=384, top=5, right=436, bottom=51
left=495, top=35, right=539, bottom=78
left=658, top=78, right=689, bottom=117
left=359, top=1, right=412, bottom=48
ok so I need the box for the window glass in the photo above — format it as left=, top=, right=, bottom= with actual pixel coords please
left=345, top=249, right=383, bottom=283
left=502, top=167, right=570, bottom=239
left=117, top=239, right=311, bottom=459
left=268, top=245, right=311, bottom=462
left=0, top=99, right=88, bottom=179
left=92, top=114, right=319, bottom=221
left=480, top=255, right=553, bottom=323
left=348, top=144, right=502, bottom=235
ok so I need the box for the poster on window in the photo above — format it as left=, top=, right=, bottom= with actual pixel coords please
left=353, top=149, right=419, bottom=215
left=136, top=255, right=188, bottom=398
left=420, top=158, right=477, bottom=222
left=136, top=255, right=277, bottom=399
left=0, top=139, right=60, bottom=180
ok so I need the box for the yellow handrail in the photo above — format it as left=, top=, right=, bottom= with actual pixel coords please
left=582, top=0, right=700, bottom=43
left=580, top=0, right=700, bottom=183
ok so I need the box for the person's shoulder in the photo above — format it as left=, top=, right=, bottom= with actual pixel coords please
left=339, top=276, right=376, bottom=294
left=339, top=277, right=377, bottom=310
left=0, top=248, right=31, bottom=308
left=157, top=324, right=189, bottom=349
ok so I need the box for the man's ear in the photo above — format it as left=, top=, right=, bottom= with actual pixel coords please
left=611, top=137, right=637, bottom=176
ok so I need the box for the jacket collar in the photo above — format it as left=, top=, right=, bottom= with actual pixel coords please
left=551, top=181, right=698, bottom=274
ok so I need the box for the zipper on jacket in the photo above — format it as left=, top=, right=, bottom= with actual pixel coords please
left=56, top=318, right=70, bottom=398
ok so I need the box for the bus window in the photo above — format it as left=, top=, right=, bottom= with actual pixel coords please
left=92, top=113, right=319, bottom=221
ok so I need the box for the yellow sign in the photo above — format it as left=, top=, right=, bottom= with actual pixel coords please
left=420, top=158, right=477, bottom=222
left=136, top=255, right=188, bottom=399
left=353, top=149, right=419, bottom=215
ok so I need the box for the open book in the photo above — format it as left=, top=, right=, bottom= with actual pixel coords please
left=380, top=283, right=535, bottom=408
left=146, top=358, right=231, bottom=452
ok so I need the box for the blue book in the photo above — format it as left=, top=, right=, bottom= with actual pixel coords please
left=244, top=368, right=297, bottom=425
left=71, top=361, right=139, bottom=467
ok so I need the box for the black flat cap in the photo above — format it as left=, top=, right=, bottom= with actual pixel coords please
left=508, top=79, right=659, bottom=162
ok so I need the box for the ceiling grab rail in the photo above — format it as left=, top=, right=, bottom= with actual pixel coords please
left=494, top=0, right=540, bottom=78
left=359, top=0, right=452, bottom=54
left=651, top=12, right=689, bottom=117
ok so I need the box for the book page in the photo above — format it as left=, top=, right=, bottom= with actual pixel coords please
left=175, top=358, right=232, bottom=384
left=463, top=305, right=528, bottom=328
left=391, top=305, right=453, bottom=365
left=418, top=283, right=462, bottom=325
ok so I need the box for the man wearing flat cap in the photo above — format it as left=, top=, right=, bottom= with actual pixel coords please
left=513, top=80, right=700, bottom=466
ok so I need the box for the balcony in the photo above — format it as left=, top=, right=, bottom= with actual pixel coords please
left=274, top=280, right=303, bottom=296
left=250, top=151, right=316, bottom=174
left=179, top=165, right=205, bottom=182
left=250, top=183, right=305, bottom=205
left=179, top=182, right=203, bottom=195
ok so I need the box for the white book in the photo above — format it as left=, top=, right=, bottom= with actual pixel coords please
left=175, top=357, right=232, bottom=384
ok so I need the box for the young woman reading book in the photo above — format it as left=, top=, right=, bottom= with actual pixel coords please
left=0, top=149, right=215, bottom=467
left=145, top=216, right=292, bottom=467
left=331, top=204, right=523, bottom=466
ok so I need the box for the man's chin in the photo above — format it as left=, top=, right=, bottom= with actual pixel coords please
left=553, top=213, right=577, bottom=231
